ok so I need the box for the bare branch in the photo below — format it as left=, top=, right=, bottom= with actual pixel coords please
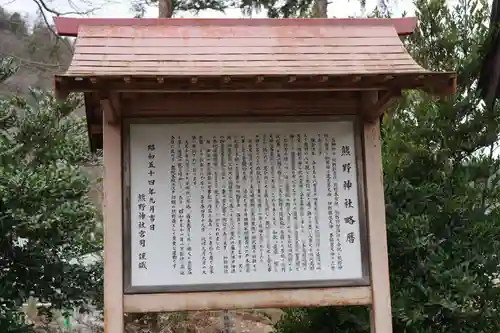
left=0, top=52, right=61, bottom=68
left=2, top=0, right=19, bottom=6
left=33, top=0, right=100, bottom=17
left=30, top=0, right=73, bottom=52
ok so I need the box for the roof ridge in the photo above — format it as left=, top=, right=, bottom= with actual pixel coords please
left=53, top=17, right=417, bottom=37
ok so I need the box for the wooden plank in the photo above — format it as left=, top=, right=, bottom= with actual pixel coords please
left=74, top=45, right=406, bottom=55
left=56, top=71, right=454, bottom=95
left=362, top=114, right=393, bottom=333
left=128, top=91, right=356, bottom=110
left=72, top=52, right=410, bottom=62
left=123, top=286, right=372, bottom=313
left=56, top=72, right=454, bottom=97
left=68, top=63, right=421, bottom=70
left=68, top=65, right=421, bottom=72
left=126, top=105, right=356, bottom=117
left=70, top=59, right=418, bottom=68
left=102, top=109, right=124, bottom=333
left=126, top=108, right=356, bottom=118
left=78, top=25, right=398, bottom=39
left=121, top=92, right=357, bottom=117
left=55, top=17, right=416, bottom=37
left=66, top=66, right=423, bottom=76
left=75, top=36, right=403, bottom=48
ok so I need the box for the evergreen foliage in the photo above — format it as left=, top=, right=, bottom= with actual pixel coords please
left=0, top=58, right=103, bottom=332
left=274, top=0, right=500, bottom=332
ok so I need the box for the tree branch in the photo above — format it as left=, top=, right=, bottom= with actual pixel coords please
left=33, top=0, right=98, bottom=16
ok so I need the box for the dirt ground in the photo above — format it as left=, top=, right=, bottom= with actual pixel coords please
left=124, top=309, right=284, bottom=333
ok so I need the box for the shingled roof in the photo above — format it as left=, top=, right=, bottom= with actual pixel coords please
left=53, top=17, right=456, bottom=151
left=54, top=18, right=456, bottom=94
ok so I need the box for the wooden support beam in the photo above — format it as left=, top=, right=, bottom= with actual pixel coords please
left=363, top=119, right=393, bottom=333
left=373, top=90, right=401, bottom=122
left=54, top=79, right=69, bottom=102
left=55, top=89, right=69, bottom=103
left=124, top=286, right=372, bottom=313
left=103, top=111, right=124, bottom=333
left=90, top=124, right=103, bottom=135
left=100, top=93, right=121, bottom=125
left=376, top=90, right=400, bottom=109
left=55, top=72, right=456, bottom=95
left=361, top=90, right=401, bottom=122
left=360, top=91, right=378, bottom=121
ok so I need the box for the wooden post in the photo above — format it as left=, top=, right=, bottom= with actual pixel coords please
left=103, top=105, right=124, bottom=333
left=363, top=115, right=393, bottom=333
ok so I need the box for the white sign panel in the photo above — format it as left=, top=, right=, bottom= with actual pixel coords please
left=128, top=121, right=364, bottom=289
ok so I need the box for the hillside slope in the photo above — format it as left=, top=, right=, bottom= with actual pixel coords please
left=0, top=12, right=71, bottom=93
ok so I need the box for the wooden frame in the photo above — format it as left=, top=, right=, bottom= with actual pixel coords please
left=123, top=286, right=372, bottom=312
left=121, top=116, right=371, bottom=295
left=361, top=91, right=392, bottom=333
left=55, top=72, right=456, bottom=98
left=102, top=105, right=124, bottom=332
left=363, top=120, right=393, bottom=333
left=99, top=96, right=393, bottom=333
left=55, top=14, right=458, bottom=333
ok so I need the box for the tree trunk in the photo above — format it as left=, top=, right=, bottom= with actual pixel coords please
left=159, top=0, right=174, bottom=18
left=312, top=0, right=328, bottom=17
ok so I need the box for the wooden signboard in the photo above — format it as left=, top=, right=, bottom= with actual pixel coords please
left=124, top=118, right=368, bottom=293
left=53, top=16, right=456, bottom=333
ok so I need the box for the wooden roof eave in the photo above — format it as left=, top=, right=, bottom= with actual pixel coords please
left=52, top=17, right=458, bottom=152
left=56, top=71, right=456, bottom=150
left=63, top=73, right=455, bottom=153
left=54, top=72, right=457, bottom=95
